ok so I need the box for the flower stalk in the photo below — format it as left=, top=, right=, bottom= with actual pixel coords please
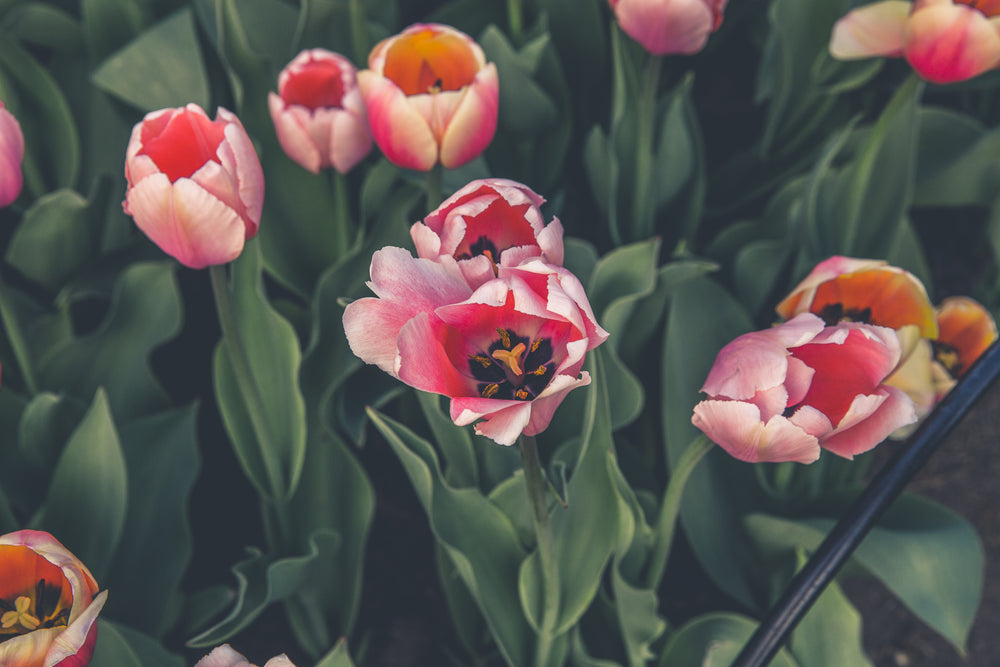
left=632, top=54, right=662, bottom=240
left=519, top=434, right=559, bottom=667
left=0, top=274, right=38, bottom=394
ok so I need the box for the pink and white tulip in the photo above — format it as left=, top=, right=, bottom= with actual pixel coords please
left=0, top=102, right=24, bottom=208
left=607, top=0, right=728, bottom=55
left=411, top=178, right=564, bottom=288
left=123, top=104, right=265, bottom=269
left=830, top=0, right=1000, bottom=84
left=692, top=314, right=917, bottom=464
left=0, top=530, right=108, bottom=667
left=269, top=49, right=372, bottom=174
left=343, top=248, right=608, bottom=445
left=195, top=645, right=296, bottom=667
left=357, top=23, right=498, bottom=171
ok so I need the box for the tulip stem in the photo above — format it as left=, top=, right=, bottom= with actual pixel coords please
left=643, top=433, right=712, bottom=589
left=209, top=264, right=287, bottom=504
left=519, top=434, right=559, bottom=667
left=507, top=0, right=524, bottom=44
left=349, top=0, right=368, bottom=67
left=331, top=170, right=353, bottom=258
left=632, top=54, right=662, bottom=241
left=426, top=164, right=444, bottom=211
left=0, top=274, right=39, bottom=395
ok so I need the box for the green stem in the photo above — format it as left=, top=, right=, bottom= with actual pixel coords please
left=507, top=0, right=524, bottom=44
left=519, top=434, right=559, bottom=667
left=209, top=265, right=288, bottom=504
left=331, top=170, right=353, bottom=259
left=631, top=54, right=662, bottom=241
left=349, top=0, right=368, bottom=67
left=0, top=274, right=38, bottom=395
left=644, top=433, right=712, bottom=589
left=426, top=164, right=444, bottom=212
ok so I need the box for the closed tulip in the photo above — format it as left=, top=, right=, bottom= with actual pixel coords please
left=692, top=314, right=917, bottom=463
left=830, top=0, right=1000, bottom=84
left=123, top=104, right=264, bottom=269
left=608, top=0, right=729, bottom=55
left=269, top=49, right=372, bottom=174
left=0, top=530, right=107, bottom=667
left=0, top=102, right=24, bottom=208
left=357, top=23, right=498, bottom=171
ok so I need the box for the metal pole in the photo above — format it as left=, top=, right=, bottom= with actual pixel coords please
left=731, top=341, right=1000, bottom=667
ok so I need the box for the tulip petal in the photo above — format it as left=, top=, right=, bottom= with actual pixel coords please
left=47, top=589, right=107, bottom=667
left=269, top=92, right=323, bottom=173
left=523, top=371, right=592, bottom=436
left=904, top=2, right=1000, bottom=82
left=195, top=645, right=253, bottom=667
left=451, top=397, right=532, bottom=446
left=396, top=311, right=476, bottom=396
left=358, top=71, right=438, bottom=170
left=692, top=400, right=821, bottom=464
left=821, top=386, right=916, bottom=458
left=830, top=0, right=910, bottom=58
left=613, top=0, right=717, bottom=55
left=439, top=64, right=499, bottom=168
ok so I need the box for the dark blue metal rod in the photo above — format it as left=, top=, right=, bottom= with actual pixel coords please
left=731, top=340, right=1000, bottom=667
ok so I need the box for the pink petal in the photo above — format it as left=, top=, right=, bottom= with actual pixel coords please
left=195, top=645, right=254, bottom=667
left=612, top=0, right=718, bottom=55
left=523, top=371, right=592, bottom=437
left=450, top=397, right=532, bottom=446
left=438, top=64, right=499, bottom=168
left=692, top=400, right=821, bottom=464
left=820, top=386, right=917, bottom=458
left=367, top=246, right=472, bottom=310
left=396, top=311, right=476, bottom=396
left=269, top=92, right=323, bottom=173
left=0, top=103, right=24, bottom=208
left=326, top=105, right=373, bottom=174
left=830, top=0, right=910, bottom=59
left=358, top=71, right=438, bottom=170
left=904, top=1, right=1000, bottom=82
left=47, top=590, right=107, bottom=666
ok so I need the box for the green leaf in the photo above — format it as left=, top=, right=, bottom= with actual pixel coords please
left=315, top=638, right=358, bottom=667
left=18, top=392, right=83, bottom=472
left=90, top=620, right=144, bottom=667
left=91, top=8, right=209, bottom=112
left=788, top=548, right=872, bottom=667
left=367, top=408, right=532, bottom=667
left=39, top=389, right=127, bottom=583
left=3, top=3, right=83, bottom=52
left=187, top=531, right=339, bottom=646
left=418, top=391, right=479, bottom=489
left=588, top=239, right=660, bottom=331
left=658, top=613, right=801, bottom=667
left=6, top=189, right=98, bottom=292
left=0, top=36, right=80, bottom=193
left=745, top=492, right=984, bottom=652
left=104, top=406, right=199, bottom=638
left=914, top=109, right=1000, bottom=208
left=38, top=262, right=181, bottom=420
left=213, top=242, right=307, bottom=502
left=106, top=622, right=185, bottom=667
left=81, top=0, right=148, bottom=60
left=481, top=26, right=558, bottom=133
left=734, top=239, right=791, bottom=319
left=662, top=276, right=766, bottom=608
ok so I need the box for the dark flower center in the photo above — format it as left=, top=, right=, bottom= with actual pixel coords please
left=468, top=327, right=555, bottom=401
left=0, top=579, right=71, bottom=641
left=456, top=235, right=500, bottom=264
left=817, top=302, right=872, bottom=326
left=933, top=340, right=963, bottom=377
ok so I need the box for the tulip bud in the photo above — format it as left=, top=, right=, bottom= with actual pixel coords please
left=357, top=23, right=499, bottom=171
left=0, top=102, right=24, bottom=208
left=608, top=0, right=729, bottom=55
left=269, top=49, right=372, bottom=174
left=123, top=104, right=264, bottom=269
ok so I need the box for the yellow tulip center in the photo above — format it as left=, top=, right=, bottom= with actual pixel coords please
left=383, top=28, right=479, bottom=96
left=0, top=545, right=73, bottom=643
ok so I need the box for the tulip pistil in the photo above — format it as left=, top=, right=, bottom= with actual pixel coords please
left=469, top=329, right=555, bottom=400
left=1, top=596, right=39, bottom=632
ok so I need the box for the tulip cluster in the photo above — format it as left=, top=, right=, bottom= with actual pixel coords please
left=830, top=0, right=1000, bottom=84
left=693, top=255, right=996, bottom=463
left=344, top=179, right=607, bottom=445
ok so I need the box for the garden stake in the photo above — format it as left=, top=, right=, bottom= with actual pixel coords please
left=732, top=340, right=1000, bottom=667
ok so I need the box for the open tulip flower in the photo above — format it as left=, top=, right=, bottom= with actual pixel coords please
left=608, top=0, right=728, bottom=55
left=195, top=644, right=296, bottom=667
left=411, top=178, right=564, bottom=288
left=692, top=313, right=917, bottom=464
left=123, top=103, right=265, bottom=269
left=830, top=0, right=1000, bottom=84
left=0, top=530, right=107, bottom=667
left=343, top=248, right=608, bottom=445
left=934, top=296, right=998, bottom=377
left=0, top=101, right=24, bottom=208
left=776, top=255, right=938, bottom=337
left=269, top=49, right=372, bottom=174
left=357, top=23, right=498, bottom=171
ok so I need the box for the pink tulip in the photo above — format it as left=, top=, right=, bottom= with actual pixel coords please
left=269, top=49, right=372, bottom=174
left=195, top=645, right=295, bottom=667
left=692, top=314, right=917, bottom=464
left=0, top=530, right=108, bottom=667
left=357, top=23, right=499, bottom=171
left=123, top=104, right=265, bottom=269
left=0, top=102, right=24, bottom=208
left=607, top=0, right=728, bottom=55
left=411, top=178, right=564, bottom=288
left=343, top=248, right=608, bottom=445
left=830, top=0, right=1000, bottom=84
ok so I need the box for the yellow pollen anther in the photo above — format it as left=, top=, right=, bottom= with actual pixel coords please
left=2, top=596, right=40, bottom=631
left=492, top=342, right=526, bottom=376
